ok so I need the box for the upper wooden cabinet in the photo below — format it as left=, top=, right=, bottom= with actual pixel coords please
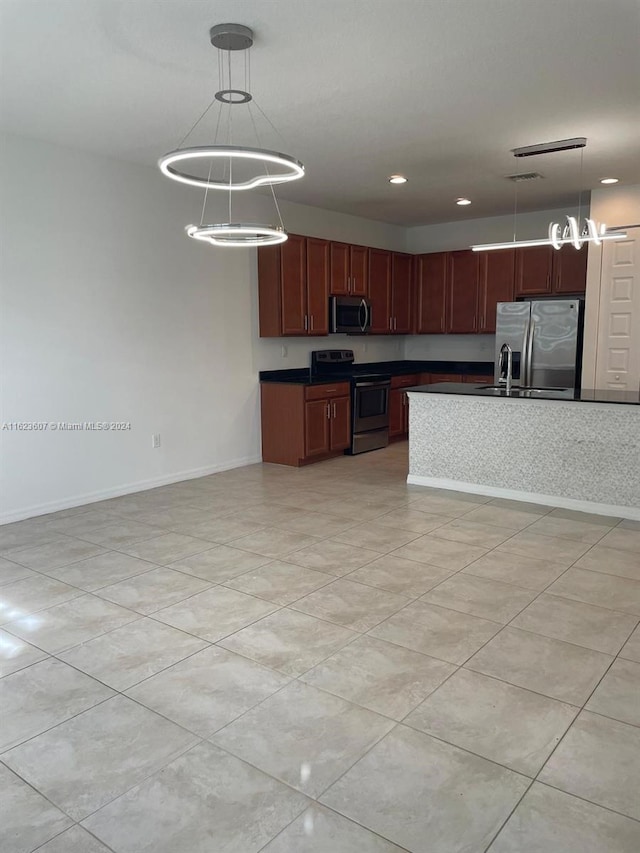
left=553, top=244, right=589, bottom=293
left=392, top=253, right=413, bottom=333
left=515, top=246, right=553, bottom=295
left=415, top=252, right=447, bottom=333
left=258, top=234, right=329, bottom=337
left=478, top=249, right=515, bottom=333
left=329, top=242, right=368, bottom=296
left=258, top=232, right=586, bottom=338
left=448, top=250, right=480, bottom=333
left=515, top=244, right=588, bottom=296
left=368, top=248, right=393, bottom=333
left=415, top=250, right=479, bottom=334
left=369, top=250, right=413, bottom=334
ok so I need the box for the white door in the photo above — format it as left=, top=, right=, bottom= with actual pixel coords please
left=595, top=227, right=640, bottom=392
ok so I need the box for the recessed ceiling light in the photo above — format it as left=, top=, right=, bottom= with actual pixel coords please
left=600, top=177, right=619, bottom=184
left=389, top=175, right=407, bottom=184
left=456, top=197, right=472, bottom=205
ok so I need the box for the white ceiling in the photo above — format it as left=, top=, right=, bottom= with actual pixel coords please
left=1, top=0, right=639, bottom=226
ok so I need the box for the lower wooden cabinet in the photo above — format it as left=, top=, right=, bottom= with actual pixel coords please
left=261, top=382, right=351, bottom=466
left=389, top=374, right=420, bottom=439
left=462, top=374, right=494, bottom=384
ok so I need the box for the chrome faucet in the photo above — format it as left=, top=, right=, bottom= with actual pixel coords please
left=499, top=343, right=513, bottom=393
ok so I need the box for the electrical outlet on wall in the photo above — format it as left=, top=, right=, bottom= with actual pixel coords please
left=362, top=342, right=368, bottom=353
left=152, top=434, right=161, bottom=449
left=281, top=345, right=288, bottom=358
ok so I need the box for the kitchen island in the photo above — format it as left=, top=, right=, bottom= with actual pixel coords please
left=406, top=383, right=640, bottom=521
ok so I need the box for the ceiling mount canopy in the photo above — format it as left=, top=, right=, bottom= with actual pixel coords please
left=159, top=23, right=303, bottom=247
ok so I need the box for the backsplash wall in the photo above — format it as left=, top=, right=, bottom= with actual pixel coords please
left=255, top=334, right=404, bottom=371
left=404, top=334, right=495, bottom=362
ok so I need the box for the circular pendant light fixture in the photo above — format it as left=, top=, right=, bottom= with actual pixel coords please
left=159, top=145, right=304, bottom=191
left=185, top=223, right=287, bottom=247
left=159, top=24, right=303, bottom=247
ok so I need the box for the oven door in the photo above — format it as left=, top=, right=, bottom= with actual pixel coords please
left=352, top=381, right=390, bottom=433
left=331, top=297, right=371, bottom=334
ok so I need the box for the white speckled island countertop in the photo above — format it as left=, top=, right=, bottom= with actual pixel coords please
left=406, top=383, right=640, bottom=521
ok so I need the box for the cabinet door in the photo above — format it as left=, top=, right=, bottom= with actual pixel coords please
left=552, top=244, right=588, bottom=293
left=280, top=234, right=307, bottom=335
left=349, top=245, right=368, bottom=296
left=515, top=246, right=553, bottom=295
left=392, top=253, right=412, bottom=333
left=304, top=399, right=330, bottom=457
left=330, top=242, right=350, bottom=296
left=402, top=392, right=410, bottom=434
left=415, top=253, right=447, bottom=333
left=368, top=248, right=392, bottom=333
left=329, top=396, right=351, bottom=451
left=306, top=237, right=330, bottom=335
left=389, top=388, right=405, bottom=438
left=478, top=249, right=515, bottom=333
left=448, top=250, right=479, bottom=333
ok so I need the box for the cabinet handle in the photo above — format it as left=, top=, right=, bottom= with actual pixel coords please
left=348, top=276, right=351, bottom=292
left=389, top=317, right=393, bottom=330
left=326, top=403, right=331, bottom=419
left=310, top=314, right=314, bottom=331
left=304, top=315, right=308, bottom=331
left=332, top=402, right=336, bottom=418
left=394, top=317, right=397, bottom=331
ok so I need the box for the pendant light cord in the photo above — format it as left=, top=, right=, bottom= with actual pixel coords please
left=512, top=181, right=518, bottom=243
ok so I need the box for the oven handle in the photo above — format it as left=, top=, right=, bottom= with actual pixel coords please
left=354, top=381, right=391, bottom=388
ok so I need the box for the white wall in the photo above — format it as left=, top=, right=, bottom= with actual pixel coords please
left=0, top=134, right=403, bottom=522
left=404, top=206, right=585, bottom=254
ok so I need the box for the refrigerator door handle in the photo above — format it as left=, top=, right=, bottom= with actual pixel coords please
left=525, top=320, right=535, bottom=386
left=521, top=322, right=531, bottom=386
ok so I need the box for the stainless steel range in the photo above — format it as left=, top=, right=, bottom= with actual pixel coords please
left=311, top=350, right=391, bottom=454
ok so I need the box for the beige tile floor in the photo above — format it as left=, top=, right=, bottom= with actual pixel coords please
left=1, top=442, right=639, bottom=853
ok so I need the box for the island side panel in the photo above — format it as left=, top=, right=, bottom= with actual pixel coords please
left=407, top=392, right=640, bottom=518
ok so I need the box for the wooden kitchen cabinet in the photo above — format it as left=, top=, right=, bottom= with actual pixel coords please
left=515, top=244, right=587, bottom=296
left=447, top=250, right=480, bottom=333
left=478, top=249, right=515, bottom=332
left=552, top=244, right=589, bottom=293
left=261, top=382, right=351, bottom=466
left=389, top=374, right=419, bottom=439
left=369, top=250, right=413, bottom=334
left=258, top=235, right=329, bottom=336
left=515, top=246, right=554, bottom=296
left=462, top=374, right=494, bottom=384
left=392, top=253, right=413, bottom=333
left=415, top=252, right=447, bottom=333
left=369, top=248, right=393, bottom=333
left=428, top=373, right=463, bottom=382
left=329, top=241, right=368, bottom=296
left=329, top=395, right=351, bottom=450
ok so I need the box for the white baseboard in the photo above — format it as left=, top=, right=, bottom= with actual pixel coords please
left=1, top=455, right=263, bottom=525
left=406, top=474, right=640, bottom=521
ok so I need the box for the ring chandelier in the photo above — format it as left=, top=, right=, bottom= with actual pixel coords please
left=159, top=24, right=303, bottom=247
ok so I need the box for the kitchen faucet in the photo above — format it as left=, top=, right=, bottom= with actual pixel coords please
left=499, top=343, right=513, bottom=393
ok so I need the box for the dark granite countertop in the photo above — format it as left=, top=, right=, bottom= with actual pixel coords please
left=259, top=360, right=495, bottom=385
left=406, top=382, right=640, bottom=406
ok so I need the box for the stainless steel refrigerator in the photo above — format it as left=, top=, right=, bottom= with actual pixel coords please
left=494, top=300, right=584, bottom=390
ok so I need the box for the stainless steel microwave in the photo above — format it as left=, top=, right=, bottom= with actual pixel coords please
left=330, top=296, right=372, bottom=334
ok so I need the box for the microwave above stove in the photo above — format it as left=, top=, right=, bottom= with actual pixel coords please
left=330, top=296, right=371, bottom=335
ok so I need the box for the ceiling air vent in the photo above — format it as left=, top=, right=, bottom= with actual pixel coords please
left=505, top=172, right=544, bottom=182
